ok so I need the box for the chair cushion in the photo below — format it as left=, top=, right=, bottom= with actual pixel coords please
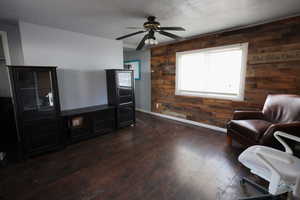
left=229, top=120, right=272, bottom=141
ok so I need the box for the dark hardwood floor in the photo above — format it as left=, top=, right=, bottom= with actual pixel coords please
left=0, top=111, right=269, bottom=200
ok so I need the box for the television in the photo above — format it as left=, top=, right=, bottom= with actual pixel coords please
left=117, top=71, right=132, bottom=88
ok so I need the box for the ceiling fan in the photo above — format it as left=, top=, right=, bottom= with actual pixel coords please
left=116, top=16, right=185, bottom=50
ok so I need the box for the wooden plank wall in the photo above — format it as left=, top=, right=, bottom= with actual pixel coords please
left=151, top=16, right=300, bottom=128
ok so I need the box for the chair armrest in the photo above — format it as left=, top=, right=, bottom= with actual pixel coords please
left=274, top=131, right=300, bottom=154
left=255, top=146, right=293, bottom=164
left=261, top=122, right=300, bottom=147
left=233, top=110, right=264, bottom=120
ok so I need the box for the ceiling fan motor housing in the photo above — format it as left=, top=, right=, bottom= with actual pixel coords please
left=144, top=16, right=160, bottom=29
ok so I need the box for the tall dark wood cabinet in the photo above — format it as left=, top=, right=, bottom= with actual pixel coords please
left=106, top=69, right=135, bottom=128
left=7, top=66, right=64, bottom=158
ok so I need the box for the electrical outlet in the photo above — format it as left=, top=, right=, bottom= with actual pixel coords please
left=156, top=103, right=160, bottom=109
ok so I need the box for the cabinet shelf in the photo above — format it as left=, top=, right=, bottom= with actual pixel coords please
left=23, top=106, right=54, bottom=112
left=119, top=95, right=132, bottom=98
left=20, top=87, right=52, bottom=91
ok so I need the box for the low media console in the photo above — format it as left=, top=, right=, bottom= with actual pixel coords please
left=61, top=105, right=116, bottom=143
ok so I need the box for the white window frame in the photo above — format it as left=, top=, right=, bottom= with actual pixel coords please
left=175, top=43, right=248, bottom=101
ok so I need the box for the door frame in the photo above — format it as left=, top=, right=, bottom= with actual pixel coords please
left=0, top=31, right=11, bottom=65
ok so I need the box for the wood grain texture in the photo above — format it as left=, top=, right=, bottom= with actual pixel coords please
left=151, top=16, right=300, bottom=128
left=0, top=112, right=268, bottom=200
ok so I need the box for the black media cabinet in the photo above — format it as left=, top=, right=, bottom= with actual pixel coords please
left=106, top=69, right=136, bottom=128
left=61, top=105, right=116, bottom=143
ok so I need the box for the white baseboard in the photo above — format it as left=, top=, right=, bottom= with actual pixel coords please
left=136, top=108, right=226, bottom=133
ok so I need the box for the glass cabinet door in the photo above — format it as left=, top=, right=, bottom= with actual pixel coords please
left=16, top=69, right=55, bottom=115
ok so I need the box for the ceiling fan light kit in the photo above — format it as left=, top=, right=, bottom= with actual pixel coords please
left=116, top=16, right=185, bottom=50
left=145, top=37, right=158, bottom=45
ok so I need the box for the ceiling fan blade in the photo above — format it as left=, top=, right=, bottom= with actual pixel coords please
left=158, top=27, right=185, bottom=31
left=158, top=31, right=182, bottom=40
left=126, top=27, right=145, bottom=30
left=136, top=34, right=149, bottom=50
left=116, top=31, right=145, bottom=40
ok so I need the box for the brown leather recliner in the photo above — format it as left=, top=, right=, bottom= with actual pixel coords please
left=227, top=94, right=300, bottom=149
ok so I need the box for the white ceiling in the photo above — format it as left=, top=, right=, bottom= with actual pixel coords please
left=1, top=0, right=300, bottom=47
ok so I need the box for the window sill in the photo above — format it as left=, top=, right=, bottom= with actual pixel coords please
left=175, top=91, right=244, bottom=101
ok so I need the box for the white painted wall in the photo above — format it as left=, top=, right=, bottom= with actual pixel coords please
left=19, top=22, right=123, bottom=110
left=124, top=50, right=151, bottom=111
left=0, top=22, right=24, bottom=65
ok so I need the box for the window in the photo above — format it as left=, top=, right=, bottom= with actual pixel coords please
left=176, top=43, right=248, bottom=101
